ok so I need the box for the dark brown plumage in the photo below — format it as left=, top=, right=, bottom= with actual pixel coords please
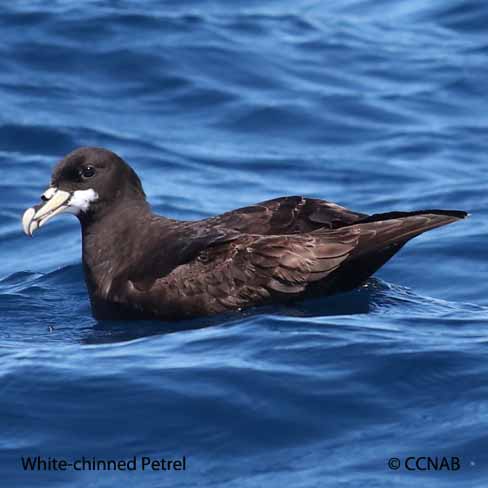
left=22, top=147, right=468, bottom=321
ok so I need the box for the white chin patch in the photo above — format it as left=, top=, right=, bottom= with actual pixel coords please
left=69, top=189, right=98, bottom=213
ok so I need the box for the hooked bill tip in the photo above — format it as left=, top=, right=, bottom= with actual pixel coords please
left=22, top=207, right=36, bottom=237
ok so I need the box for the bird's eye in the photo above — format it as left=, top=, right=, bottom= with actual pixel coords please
left=80, top=166, right=96, bottom=178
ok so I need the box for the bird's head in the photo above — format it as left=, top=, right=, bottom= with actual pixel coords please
left=22, top=147, right=146, bottom=236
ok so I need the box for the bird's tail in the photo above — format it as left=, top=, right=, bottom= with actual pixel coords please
left=349, top=209, right=468, bottom=258
left=321, top=209, right=468, bottom=293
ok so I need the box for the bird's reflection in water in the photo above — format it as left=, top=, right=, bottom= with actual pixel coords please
left=80, top=279, right=384, bottom=345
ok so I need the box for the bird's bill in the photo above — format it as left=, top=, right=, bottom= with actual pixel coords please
left=22, top=188, right=76, bottom=237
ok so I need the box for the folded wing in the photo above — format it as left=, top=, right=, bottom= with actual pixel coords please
left=125, top=210, right=466, bottom=319
left=208, top=196, right=367, bottom=234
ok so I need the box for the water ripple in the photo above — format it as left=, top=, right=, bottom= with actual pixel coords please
left=1, top=1, right=487, bottom=487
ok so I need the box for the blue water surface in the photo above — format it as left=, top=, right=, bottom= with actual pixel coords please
left=1, top=1, right=487, bottom=487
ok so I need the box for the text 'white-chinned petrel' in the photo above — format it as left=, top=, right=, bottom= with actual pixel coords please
left=22, top=147, right=468, bottom=321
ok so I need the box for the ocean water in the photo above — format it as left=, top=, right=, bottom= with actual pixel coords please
left=1, top=1, right=487, bottom=486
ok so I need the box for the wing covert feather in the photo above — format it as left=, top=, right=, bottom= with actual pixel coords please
left=127, top=229, right=360, bottom=316
left=208, top=196, right=367, bottom=235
